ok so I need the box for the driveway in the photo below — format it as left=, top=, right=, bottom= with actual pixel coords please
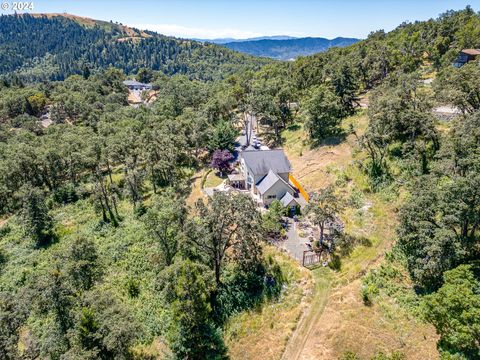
left=234, top=113, right=266, bottom=157
left=279, top=217, right=310, bottom=262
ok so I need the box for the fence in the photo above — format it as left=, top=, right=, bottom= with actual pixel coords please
left=302, top=250, right=322, bottom=267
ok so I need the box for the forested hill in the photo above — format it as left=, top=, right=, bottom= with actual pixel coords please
left=222, top=37, right=360, bottom=60
left=0, top=13, right=271, bottom=82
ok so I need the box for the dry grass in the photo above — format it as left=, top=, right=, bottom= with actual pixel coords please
left=282, top=112, right=368, bottom=193
left=299, top=278, right=438, bottom=360
left=30, top=13, right=151, bottom=38
left=186, top=170, right=205, bottom=208
left=224, top=247, right=314, bottom=360
left=278, top=112, right=438, bottom=359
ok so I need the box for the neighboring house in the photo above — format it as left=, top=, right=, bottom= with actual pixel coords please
left=230, top=149, right=308, bottom=209
left=454, top=49, right=480, bottom=67
left=123, top=80, right=153, bottom=91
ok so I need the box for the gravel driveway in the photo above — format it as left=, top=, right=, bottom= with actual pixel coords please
left=279, top=217, right=310, bottom=262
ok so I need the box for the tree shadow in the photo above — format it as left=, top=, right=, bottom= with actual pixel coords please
left=286, top=123, right=301, bottom=132
left=309, top=130, right=348, bottom=149
left=336, top=233, right=372, bottom=257
left=34, top=232, right=59, bottom=250
left=328, top=254, right=342, bottom=271
left=261, top=130, right=283, bottom=147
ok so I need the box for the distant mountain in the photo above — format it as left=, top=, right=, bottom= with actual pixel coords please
left=0, top=13, right=271, bottom=82
left=195, top=35, right=298, bottom=44
left=222, top=37, right=361, bottom=60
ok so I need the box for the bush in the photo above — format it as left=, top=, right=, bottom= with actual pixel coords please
left=52, top=183, right=79, bottom=204
left=126, top=278, right=141, bottom=298
left=133, top=202, right=147, bottom=218
left=341, top=352, right=360, bottom=360
left=348, top=188, right=365, bottom=209
left=361, top=284, right=378, bottom=306
left=0, top=224, right=11, bottom=238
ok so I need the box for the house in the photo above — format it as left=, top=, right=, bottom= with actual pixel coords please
left=123, top=80, right=153, bottom=91
left=454, top=49, right=480, bottom=67
left=230, top=149, right=308, bottom=209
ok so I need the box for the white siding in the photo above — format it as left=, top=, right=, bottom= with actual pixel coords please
left=261, top=180, right=294, bottom=206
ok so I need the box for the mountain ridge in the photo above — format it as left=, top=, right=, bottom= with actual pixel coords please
left=0, top=13, right=272, bottom=81
left=221, top=36, right=361, bottom=60
left=194, top=35, right=298, bottom=44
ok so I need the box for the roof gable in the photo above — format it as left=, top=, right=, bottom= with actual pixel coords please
left=241, top=149, right=291, bottom=176
left=461, top=49, right=480, bottom=56
left=256, top=169, right=293, bottom=195
left=280, top=192, right=308, bottom=207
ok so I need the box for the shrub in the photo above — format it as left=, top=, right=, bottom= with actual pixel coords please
left=52, top=183, right=79, bottom=204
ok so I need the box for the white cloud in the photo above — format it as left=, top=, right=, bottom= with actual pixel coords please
left=129, top=23, right=270, bottom=39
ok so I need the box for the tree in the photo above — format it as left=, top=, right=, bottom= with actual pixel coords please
left=362, top=72, right=438, bottom=181
left=20, top=187, right=54, bottom=247
left=27, top=92, right=47, bottom=117
left=330, top=61, right=360, bottom=116
left=143, top=188, right=186, bottom=267
left=210, top=149, right=233, bottom=176
left=164, top=260, right=227, bottom=360
left=423, top=265, right=480, bottom=358
left=28, top=262, right=76, bottom=358
left=208, top=121, right=238, bottom=153
left=191, top=192, right=263, bottom=287
left=303, top=85, right=343, bottom=142
left=398, top=112, right=480, bottom=289
left=304, top=186, right=344, bottom=244
left=262, top=199, right=286, bottom=240
left=65, top=291, right=141, bottom=360
left=0, top=292, right=28, bottom=360
left=359, top=116, right=392, bottom=182
left=435, top=62, right=480, bottom=114
left=64, top=237, right=101, bottom=291
left=398, top=174, right=480, bottom=290
left=136, top=67, right=154, bottom=84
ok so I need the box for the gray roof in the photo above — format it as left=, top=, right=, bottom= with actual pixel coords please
left=241, top=149, right=291, bottom=176
left=123, top=80, right=152, bottom=87
left=280, top=192, right=308, bottom=207
left=256, top=169, right=293, bottom=195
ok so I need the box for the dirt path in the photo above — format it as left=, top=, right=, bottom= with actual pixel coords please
left=281, top=269, right=332, bottom=360
left=281, top=239, right=389, bottom=360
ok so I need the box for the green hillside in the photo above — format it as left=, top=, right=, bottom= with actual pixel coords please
left=0, top=13, right=271, bottom=82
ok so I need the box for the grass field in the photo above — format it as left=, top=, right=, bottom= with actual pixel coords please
left=204, top=171, right=224, bottom=188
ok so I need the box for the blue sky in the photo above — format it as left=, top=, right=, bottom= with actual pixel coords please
left=6, top=0, right=480, bottom=39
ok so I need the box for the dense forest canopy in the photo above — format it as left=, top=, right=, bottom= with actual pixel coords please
left=0, top=6, right=480, bottom=360
left=0, top=13, right=271, bottom=82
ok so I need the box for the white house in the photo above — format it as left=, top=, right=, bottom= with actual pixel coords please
left=231, top=149, right=307, bottom=209
left=123, top=80, right=153, bottom=91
